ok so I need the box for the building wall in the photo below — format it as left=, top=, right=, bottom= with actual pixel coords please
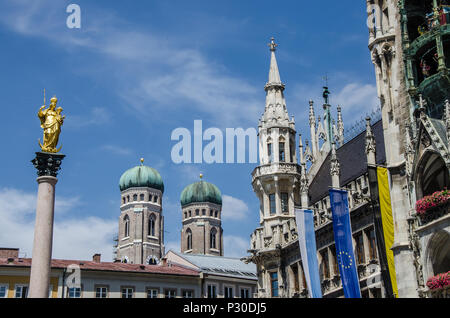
left=0, top=268, right=60, bottom=298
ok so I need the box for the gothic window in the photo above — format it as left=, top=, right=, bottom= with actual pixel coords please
left=330, top=245, right=338, bottom=275
left=154, top=195, right=158, bottom=203
left=140, top=194, right=144, bottom=201
left=291, top=264, right=300, bottom=293
left=186, top=228, right=192, bottom=251
left=122, top=197, right=126, bottom=204
left=354, top=232, right=365, bottom=264
left=215, top=210, right=218, bottom=218
left=320, top=249, right=330, bottom=280
left=367, top=227, right=377, bottom=261
left=290, top=141, right=295, bottom=163
left=202, top=209, right=206, bottom=216
left=195, top=209, right=199, bottom=216
left=184, top=212, right=187, bottom=219
left=267, top=142, right=273, bottom=163
left=189, top=210, right=192, bottom=217
left=270, top=272, right=279, bottom=297
left=269, top=194, right=276, bottom=215
left=124, top=215, right=130, bottom=238
left=279, top=141, right=285, bottom=162
left=148, top=214, right=156, bottom=236
left=149, top=194, right=153, bottom=202
left=210, top=228, right=217, bottom=249
left=281, top=192, right=289, bottom=213
left=133, top=194, right=137, bottom=201
left=210, top=209, right=213, bottom=216
left=127, top=195, right=130, bottom=202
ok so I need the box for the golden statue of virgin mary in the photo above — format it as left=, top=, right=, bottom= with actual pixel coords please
left=38, top=96, right=65, bottom=153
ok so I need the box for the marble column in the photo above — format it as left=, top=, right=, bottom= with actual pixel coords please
left=29, top=152, right=64, bottom=298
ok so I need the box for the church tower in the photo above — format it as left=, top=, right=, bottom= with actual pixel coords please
left=254, top=37, right=300, bottom=226
left=250, top=38, right=301, bottom=297
left=180, top=175, right=223, bottom=256
left=116, top=159, right=165, bottom=264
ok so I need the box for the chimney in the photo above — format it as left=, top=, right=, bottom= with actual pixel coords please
left=92, top=253, right=101, bottom=263
left=0, top=248, right=19, bottom=259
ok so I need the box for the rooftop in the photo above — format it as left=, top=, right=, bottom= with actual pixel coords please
left=0, top=257, right=199, bottom=277
left=168, top=250, right=257, bottom=280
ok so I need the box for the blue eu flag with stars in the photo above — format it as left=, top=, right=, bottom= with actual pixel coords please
left=329, top=189, right=362, bottom=298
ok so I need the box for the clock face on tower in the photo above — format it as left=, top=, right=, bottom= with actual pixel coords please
left=146, top=255, right=159, bottom=265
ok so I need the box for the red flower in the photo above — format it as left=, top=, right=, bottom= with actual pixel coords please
left=426, top=271, right=450, bottom=290
left=416, top=189, right=450, bottom=216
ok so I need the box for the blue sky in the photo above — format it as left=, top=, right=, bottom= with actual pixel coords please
left=0, top=0, right=378, bottom=261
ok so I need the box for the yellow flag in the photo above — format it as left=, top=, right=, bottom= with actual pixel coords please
left=377, top=167, right=399, bottom=297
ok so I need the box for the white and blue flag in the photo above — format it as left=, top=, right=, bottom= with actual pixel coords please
left=295, top=208, right=322, bottom=298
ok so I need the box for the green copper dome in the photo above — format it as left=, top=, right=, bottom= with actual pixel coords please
left=119, top=164, right=164, bottom=193
left=180, top=180, right=222, bottom=206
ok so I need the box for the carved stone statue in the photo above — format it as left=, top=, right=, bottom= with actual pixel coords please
left=38, top=96, right=65, bottom=153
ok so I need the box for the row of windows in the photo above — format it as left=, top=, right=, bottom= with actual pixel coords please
left=185, top=228, right=218, bottom=250
left=123, top=214, right=157, bottom=238
left=184, top=209, right=220, bottom=219
left=268, top=192, right=289, bottom=215
left=266, top=140, right=295, bottom=163
left=122, top=193, right=159, bottom=205
left=318, top=227, right=378, bottom=281
left=67, top=286, right=194, bottom=298
left=66, top=286, right=251, bottom=298
left=207, top=285, right=251, bottom=298
left=0, top=284, right=53, bottom=298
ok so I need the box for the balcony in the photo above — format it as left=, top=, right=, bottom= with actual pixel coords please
left=252, top=162, right=300, bottom=182
left=426, top=271, right=450, bottom=298
left=416, top=190, right=450, bottom=225
left=409, top=23, right=450, bottom=57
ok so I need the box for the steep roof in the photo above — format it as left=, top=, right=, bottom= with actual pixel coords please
left=308, top=119, right=386, bottom=203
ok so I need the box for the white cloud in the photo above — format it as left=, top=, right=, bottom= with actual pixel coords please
left=101, top=145, right=133, bottom=156
left=64, top=107, right=112, bottom=129
left=0, top=187, right=116, bottom=261
left=0, top=1, right=261, bottom=127
left=223, top=235, right=249, bottom=258
left=221, top=195, right=250, bottom=221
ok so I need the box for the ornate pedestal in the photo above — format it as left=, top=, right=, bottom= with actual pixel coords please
left=28, top=152, right=64, bottom=298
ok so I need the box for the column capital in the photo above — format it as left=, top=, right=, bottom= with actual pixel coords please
left=31, top=152, right=65, bottom=177
left=36, top=175, right=58, bottom=186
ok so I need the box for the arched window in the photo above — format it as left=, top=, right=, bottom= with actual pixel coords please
left=140, top=194, right=144, bottom=201
left=195, top=209, right=199, bottom=216
left=214, top=210, right=218, bottom=218
left=149, top=194, right=153, bottom=202
left=186, top=228, right=192, bottom=251
left=154, top=196, right=158, bottom=203
left=123, top=215, right=130, bottom=238
left=127, top=195, right=130, bottom=202
left=189, top=210, right=192, bottom=217
left=210, top=228, right=217, bottom=249
left=133, top=194, right=137, bottom=201
left=184, top=212, right=187, bottom=219
left=267, top=137, right=273, bottom=163
left=148, top=214, right=156, bottom=236
left=122, top=197, right=126, bottom=204
left=202, top=209, right=206, bottom=216
left=279, top=136, right=285, bottom=162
